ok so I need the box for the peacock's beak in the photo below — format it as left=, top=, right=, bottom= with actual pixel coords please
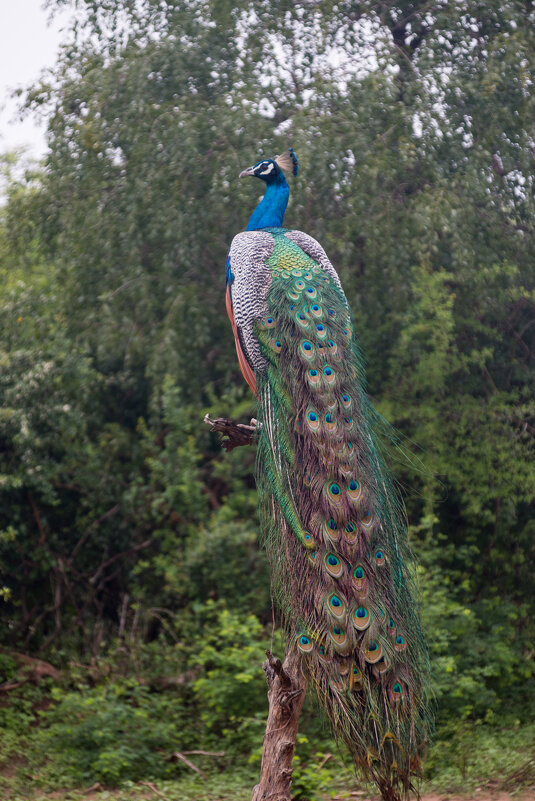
left=239, top=166, right=255, bottom=178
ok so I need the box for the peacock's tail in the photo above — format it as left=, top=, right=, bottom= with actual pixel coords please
left=254, top=231, right=430, bottom=799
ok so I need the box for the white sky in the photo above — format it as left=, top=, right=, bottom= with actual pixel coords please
left=0, top=0, right=71, bottom=159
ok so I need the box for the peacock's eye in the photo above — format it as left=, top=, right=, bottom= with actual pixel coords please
left=257, top=161, right=275, bottom=176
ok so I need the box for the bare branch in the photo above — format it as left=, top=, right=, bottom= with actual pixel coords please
left=0, top=649, right=60, bottom=692
left=204, top=414, right=259, bottom=451
left=71, top=503, right=121, bottom=561
left=137, top=781, right=166, bottom=799
left=28, top=492, right=46, bottom=544
left=173, top=752, right=208, bottom=778
left=89, top=539, right=153, bottom=585
left=118, top=592, right=129, bottom=642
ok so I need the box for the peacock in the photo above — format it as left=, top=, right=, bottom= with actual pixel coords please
left=225, top=149, right=430, bottom=800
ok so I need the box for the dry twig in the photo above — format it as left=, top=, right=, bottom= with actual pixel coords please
left=138, top=781, right=167, bottom=799
left=173, top=751, right=207, bottom=778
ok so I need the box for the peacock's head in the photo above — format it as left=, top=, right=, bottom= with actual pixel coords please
left=239, top=149, right=299, bottom=184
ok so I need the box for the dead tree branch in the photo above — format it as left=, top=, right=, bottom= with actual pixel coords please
left=252, top=648, right=306, bottom=801
left=0, top=649, right=60, bottom=692
left=204, top=414, right=258, bottom=451
left=173, top=752, right=207, bottom=778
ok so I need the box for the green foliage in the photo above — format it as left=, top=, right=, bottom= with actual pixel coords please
left=37, top=680, right=186, bottom=786
left=0, top=605, right=276, bottom=789
left=189, top=604, right=271, bottom=752
left=290, top=739, right=355, bottom=801
left=425, top=722, right=535, bottom=793
left=0, top=775, right=256, bottom=801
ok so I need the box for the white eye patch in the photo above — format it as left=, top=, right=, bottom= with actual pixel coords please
left=258, top=163, right=275, bottom=176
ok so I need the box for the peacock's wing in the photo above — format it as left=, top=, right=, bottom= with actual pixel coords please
left=226, top=230, right=274, bottom=394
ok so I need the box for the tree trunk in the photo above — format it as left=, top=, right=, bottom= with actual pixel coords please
left=252, top=649, right=307, bottom=801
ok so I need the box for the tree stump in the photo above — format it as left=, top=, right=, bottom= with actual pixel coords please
left=252, top=649, right=307, bottom=801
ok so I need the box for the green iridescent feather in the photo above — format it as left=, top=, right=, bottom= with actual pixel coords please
left=254, top=230, right=431, bottom=800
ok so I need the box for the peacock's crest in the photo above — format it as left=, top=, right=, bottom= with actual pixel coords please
left=275, top=148, right=299, bottom=176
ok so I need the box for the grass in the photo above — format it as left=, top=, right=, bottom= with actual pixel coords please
left=0, top=774, right=254, bottom=801
left=1, top=677, right=534, bottom=801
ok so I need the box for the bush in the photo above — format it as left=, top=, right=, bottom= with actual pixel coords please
left=36, top=679, right=187, bottom=786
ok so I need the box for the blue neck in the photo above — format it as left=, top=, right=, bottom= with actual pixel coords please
left=246, top=176, right=289, bottom=231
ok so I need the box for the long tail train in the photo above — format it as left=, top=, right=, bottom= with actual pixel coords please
left=254, top=236, right=429, bottom=799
